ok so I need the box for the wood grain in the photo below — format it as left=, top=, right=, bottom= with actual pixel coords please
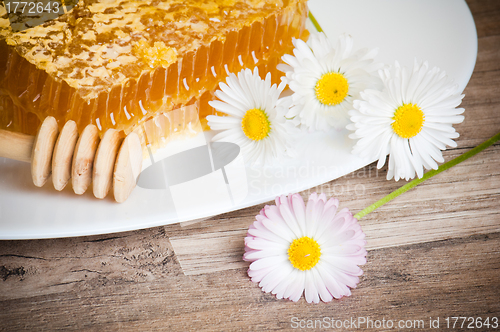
left=0, top=129, right=34, bottom=163
left=0, top=230, right=498, bottom=331
left=0, top=0, right=499, bottom=330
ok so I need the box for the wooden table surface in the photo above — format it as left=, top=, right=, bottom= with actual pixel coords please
left=1, top=0, right=499, bottom=330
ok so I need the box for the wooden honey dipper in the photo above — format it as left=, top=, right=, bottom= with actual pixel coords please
left=0, top=116, right=143, bottom=203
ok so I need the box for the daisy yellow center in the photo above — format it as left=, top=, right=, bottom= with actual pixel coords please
left=241, top=108, right=271, bottom=141
left=315, top=72, right=349, bottom=106
left=392, top=103, right=425, bottom=139
left=287, top=236, right=321, bottom=271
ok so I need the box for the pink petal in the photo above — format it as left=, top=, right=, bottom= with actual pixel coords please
left=278, top=198, right=303, bottom=238
left=324, top=197, right=340, bottom=211
left=245, top=238, right=287, bottom=251
left=259, top=263, right=294, bottom=293
left=261, top=215, right=295, bottom=242
left=249, top=255, right=288, bottom=271
left=247, top=227, right=289, bottom=245
left=316, top=265, right=344, bottom=299
left=304, top=271, right=320, bottom=303
left=311, top=268, right=333, bottom=303
left=291, top=194, right=307, bottom=234
left=248, top=264, right=274, bottom=283
left=288, top=271, right=306, bottom=302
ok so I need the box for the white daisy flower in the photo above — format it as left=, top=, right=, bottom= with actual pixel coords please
left=207, top=68, right=297, bottom=165
left=348, top=60, right=465, bottom=181
left=244, top=193, right=367, bottom=303
left=278, top=32, right=382, bottom=131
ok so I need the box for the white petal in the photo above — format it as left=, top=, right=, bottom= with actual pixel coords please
left=304, top=271, right=320, bottom=303
left=249, top=255, right=288, bottom=271
left=209, top=100, right=245, bottom=117
left=311, top=267, right=333, bottom=302
left=259, top=262, right=294, bottom=293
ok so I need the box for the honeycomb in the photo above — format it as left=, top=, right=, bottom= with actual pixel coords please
left=0, top=0, right=308, bottom=149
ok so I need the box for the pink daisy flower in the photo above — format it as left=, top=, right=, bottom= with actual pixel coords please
left=243, top=193, right=367, bottom=303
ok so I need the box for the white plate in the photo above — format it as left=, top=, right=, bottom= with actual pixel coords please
left=0, top=0, right=477, bottom=239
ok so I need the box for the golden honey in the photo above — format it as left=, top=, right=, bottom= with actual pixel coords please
left=0, top=0, right=308, bottom=148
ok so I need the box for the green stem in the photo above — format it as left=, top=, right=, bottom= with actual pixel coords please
left=308, top=11, right=323, bottom=33
left=354, top=132, right=500, bottom=220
